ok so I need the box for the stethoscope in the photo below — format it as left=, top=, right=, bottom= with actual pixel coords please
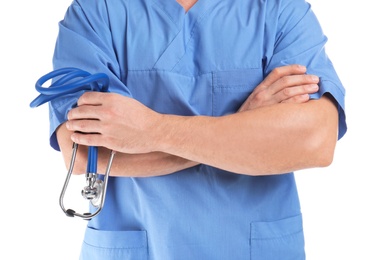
left=30, top=67, right=115, bottom=220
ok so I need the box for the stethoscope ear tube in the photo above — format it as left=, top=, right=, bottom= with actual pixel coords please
left=30, top=67, right=109, bottom=108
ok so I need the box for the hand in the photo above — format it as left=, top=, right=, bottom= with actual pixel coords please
left=66, top=92, right=161, bottom=154
left=238, top=64, right=319, bottom=112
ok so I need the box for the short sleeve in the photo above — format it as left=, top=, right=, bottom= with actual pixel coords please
left=265, top=0, right=347, bottom=140
left=48, top=0, right=132, bottom=150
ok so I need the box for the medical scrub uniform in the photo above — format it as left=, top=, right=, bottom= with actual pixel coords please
left=48, top=0, right=347, bottom=259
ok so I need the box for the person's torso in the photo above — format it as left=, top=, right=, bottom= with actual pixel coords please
left=82, top=1, right=305, bottom=259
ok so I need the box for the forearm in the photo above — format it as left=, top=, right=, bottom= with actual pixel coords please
left=66, top=88, right=338, bottom=176
left=56, top=124, right=198, bottom=177
left=102, top=151, right=199, bottom=177
left=156, top=96, right=338, bottom=175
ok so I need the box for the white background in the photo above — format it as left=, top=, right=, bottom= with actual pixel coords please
left=1, top=0, right=389, bottom=259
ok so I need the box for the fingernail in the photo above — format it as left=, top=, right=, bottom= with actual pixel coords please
left=311, top=75, right=319, bottom=82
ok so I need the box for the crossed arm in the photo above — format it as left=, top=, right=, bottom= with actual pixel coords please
left=56, top=65, right=339, bottom=177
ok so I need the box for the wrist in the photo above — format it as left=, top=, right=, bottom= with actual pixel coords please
left=153, top=114, right=191, bottom=155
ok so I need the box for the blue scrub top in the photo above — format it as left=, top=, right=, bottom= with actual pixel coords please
left=49, top=0, right=347, bottom=259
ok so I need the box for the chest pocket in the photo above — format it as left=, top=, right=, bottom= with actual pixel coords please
left=80, top=227, right=148, bottom=260
left=212, top=68, right=264, bottom=116
left=250, top=214, right=305, bottom=260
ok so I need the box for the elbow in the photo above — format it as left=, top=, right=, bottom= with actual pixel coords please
left=316, top=145, right=335, bottom=168
left=305, top=128, right=338, bottom=168
left=304, top=94, right=339, bottom=168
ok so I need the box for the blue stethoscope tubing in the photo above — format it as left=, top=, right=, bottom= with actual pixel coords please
left=30, top=67, right=109, bottom=108
left=30, top=67, right=115, bottom=220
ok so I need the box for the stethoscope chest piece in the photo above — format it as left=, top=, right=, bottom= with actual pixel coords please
left=82, top=176, right=103, bottom=208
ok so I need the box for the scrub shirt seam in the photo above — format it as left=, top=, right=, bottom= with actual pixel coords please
left=125, top=68, right=215, bottom=78
left=320, top=79, right=345, bottom=95
left=125, top=66, right=262, bottom=79
left=151, top=0, right=181, bottom=30
left=251, top=229, right=303, bottom=242
left=314, top=78, right=346, bottom=111
left=82, top=240, right=146, bottom=250
left=170, top=5, right=215, bottom=71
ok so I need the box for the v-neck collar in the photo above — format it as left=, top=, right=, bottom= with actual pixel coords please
left=176, top=0, right=198, bottom=13
left=152, top=0, right=218, bottom=71
left=167, top=0, right=200, bottom=14
left=154, top=0, right=208, bottom=26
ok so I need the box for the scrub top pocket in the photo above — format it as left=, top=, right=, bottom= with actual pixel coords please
left=250, top=214, right=305, bottom=260
left=212, top=69, right=263, bottom=116
left=80, top=227, right=148, bottom=260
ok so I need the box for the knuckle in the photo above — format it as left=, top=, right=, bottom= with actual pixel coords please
left=105, top=93, right=115, bottom=102
left=273, top=67, right=283, bottom=76
left=77, top=93, right=87, bottom=105
left=78, top=120, right=89, bottom=131
left=253, top=92, right=265, bottom=103
left=282, top=87, right=293, bottom=96
left=278, top=76, right=289, bottom=86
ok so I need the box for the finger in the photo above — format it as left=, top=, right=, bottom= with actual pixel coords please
left=274, top=83, right=319, bottom=102
left=77, top=91, right=106, bottom=106
left=271, top=74, right=319, bottom=95
left=67, top=104, right=105, bottom=120
left=70, top=131, right=104, bottom=147
left=281, top=94, right=311, bottom=104
left=66, top=119, right=102, bottom=135
left=260, top=64, right=307, bottom=90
